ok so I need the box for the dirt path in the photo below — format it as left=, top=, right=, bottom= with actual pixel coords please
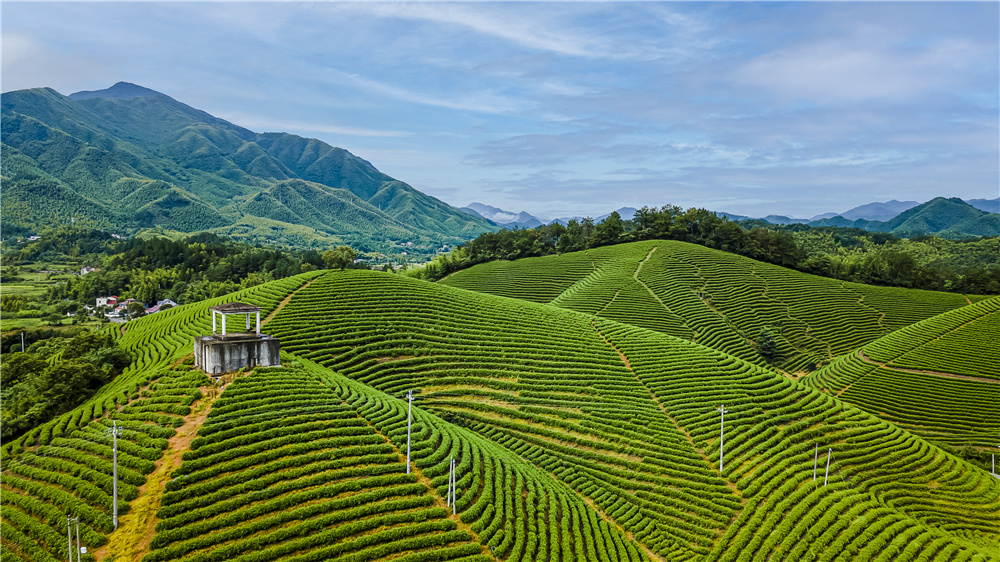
left=261, top=276, right=319, bottom=326
left=856, top=350, right=1000, bottom=386
left=95, top=384, right=219, bottom=562
left=630, top=247, right=698, bottom=342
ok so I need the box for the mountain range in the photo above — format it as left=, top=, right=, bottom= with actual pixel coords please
left=1, top=82, right=494, bottom=251
left=718, top=198, right=998, bottom=238
left=468, top=197, right=998, bottom=240
left=460, top=203, right=637, bottom=228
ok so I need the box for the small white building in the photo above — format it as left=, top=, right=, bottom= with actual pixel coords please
left=193, top=302, right=281, bottom=376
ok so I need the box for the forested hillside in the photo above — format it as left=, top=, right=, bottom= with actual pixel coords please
left=0, top=83, right=495, bottom=252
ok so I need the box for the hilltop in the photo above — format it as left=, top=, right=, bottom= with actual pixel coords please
left=0, top=83, right=495, bottom=251
left=804, top=197, right=1000, bottom=239
left=440, top=240, right=981, bottom=373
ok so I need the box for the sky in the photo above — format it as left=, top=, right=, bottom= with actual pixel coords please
left=3, top=2, right=998, bottom=220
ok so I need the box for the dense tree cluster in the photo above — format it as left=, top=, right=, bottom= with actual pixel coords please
left=1, top=330, right=130, bottom=440
left=414, top=205, right=999, bottom=294
left=2, top=229, right=332, bottom=309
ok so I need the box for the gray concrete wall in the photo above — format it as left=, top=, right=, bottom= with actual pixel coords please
left=194, top=336, right=281, bottom=375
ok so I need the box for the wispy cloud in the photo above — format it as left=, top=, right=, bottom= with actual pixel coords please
left=218, top=113, right=413, bottom=138
left=2, top=2, right=996, bottom=219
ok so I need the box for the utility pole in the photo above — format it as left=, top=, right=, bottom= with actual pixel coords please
left=447, top=456, right=458, bottom=515
left=717, top=405, right=728, bottom=473
left=21, top=331, right=25, bottom=352
left=67, top=517, right=73, bottom=562
left=824, top=448, right=832, bottom=487
left=447, top=456, right=453, bottom=507
left=74, top=517, right=81, bottom=562
left=406, top=391, right=414, bottom=475
left=813, top=443, right=819, bottom=481
left=107, top=421, right=123, bottom=529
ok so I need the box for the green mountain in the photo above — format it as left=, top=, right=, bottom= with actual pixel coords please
left=0, top=83, right=494, bottom=250
left=807, top=197, right=1000, bottom=239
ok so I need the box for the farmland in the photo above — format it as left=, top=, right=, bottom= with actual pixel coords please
left=807, top=296, right=1000, bottom=450
left=2, top=265, right=998, bottom=562
left=441, top=240, right=977, bottom=374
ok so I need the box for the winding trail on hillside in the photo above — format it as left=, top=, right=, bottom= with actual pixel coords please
left=631, top=246, right=697, bottom=342
left=856, top=349, right=1000, bottom=385
left=262, top=275, right=320, bottom=326
left=95, top=383, right=220, bottom=562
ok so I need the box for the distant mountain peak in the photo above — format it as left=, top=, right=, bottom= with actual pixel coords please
left=462, top=202, right=542, bottom=227
left=69, top=82, right=171, bottom=101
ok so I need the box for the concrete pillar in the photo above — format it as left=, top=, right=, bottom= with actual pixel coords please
left=212, top=311, right=217, bottom=334
left=256, top=312, right=261, bottom=336
left=222, top=314, right=226, bottom=335
left=246, top=313, right=250, bottom=332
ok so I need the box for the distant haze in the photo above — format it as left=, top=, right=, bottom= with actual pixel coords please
left=3, top=2, right=997, bottom=218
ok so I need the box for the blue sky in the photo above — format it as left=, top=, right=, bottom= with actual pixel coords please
left=3, top=2, right=998, bottom=220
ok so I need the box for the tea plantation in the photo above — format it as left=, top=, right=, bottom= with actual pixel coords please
left=807, top=296, right=1000, bottom=450
left=2, top=267, right=997, bottom=562
left=440, top=241, right=977, bottom=373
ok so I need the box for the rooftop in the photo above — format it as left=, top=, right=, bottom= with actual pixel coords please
left=210, top=302, right=263, bottom=314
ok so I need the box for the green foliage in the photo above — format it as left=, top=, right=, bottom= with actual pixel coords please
left=1, top=86, right=495, bottom=250
left=1, top=331, right=130, bottom=440
left=442, top=240, right=973, bottom=373
left=422, top=204, right=999, bottom=294
left=808, top=296, right=1000, bottom=449
left=261, top=270, right=1000, bottom=561
left=755, top=327, right=779, bottom=362
left=323, top=245, right=358, bottom=270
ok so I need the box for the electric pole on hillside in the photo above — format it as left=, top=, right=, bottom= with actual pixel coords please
left=824, top=448, right=832, bottom=487
left=447, top=455, right=458, bottom=515
left=67, top=516, right=81, bottom=562
left=406, top=391, right=414, bottom=475
left=107, top=420, right=123, bottom=529
left=717, top=405, right=729, bottom=473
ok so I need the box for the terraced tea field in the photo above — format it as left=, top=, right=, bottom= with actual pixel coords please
left=3, top=268, right=998, bottom=562
left=441, top=241, right=976, bottom=373
left=807, top=296, right=1000, bottom=449
left=267, top=270, right=1000, bottom=561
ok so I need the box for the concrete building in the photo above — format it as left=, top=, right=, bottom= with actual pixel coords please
left=193, top=302, right=281, bottom=376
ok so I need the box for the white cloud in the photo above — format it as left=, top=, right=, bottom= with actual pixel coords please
left=218, top=113, right=412, bottom=138
left=735, top=33, right=990, bottom=104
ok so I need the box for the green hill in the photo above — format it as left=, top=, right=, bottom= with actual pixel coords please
left=0, top=83, right=495, bottom=249
left=3, top=270, right=998, bottom=562
left=806, top=197, right=1000, bottom=239
left=440, top=240, right=977, bottom=373
left=807, top=296, right=1000, bottom=450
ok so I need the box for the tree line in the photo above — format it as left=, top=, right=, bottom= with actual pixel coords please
left=411, top=205, right=999, bottom=294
